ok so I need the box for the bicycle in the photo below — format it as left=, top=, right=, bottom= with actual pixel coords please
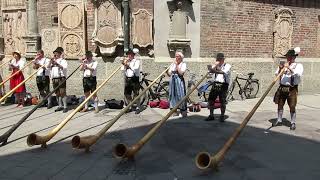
left=227, top=72, right=260, bottom=101
left=139, top=71, right=169, bottom=106
left=186, top=70, right=213, bottom=102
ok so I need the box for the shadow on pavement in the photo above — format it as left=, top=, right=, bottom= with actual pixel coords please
left=0, top=114, right=319, bottom=180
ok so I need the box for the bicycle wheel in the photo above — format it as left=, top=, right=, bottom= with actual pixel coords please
left=244, top=80, right=259, bottom=99
left=158, top=81, right=169, bottom=99
left=226, top=82, right=235, bottom=102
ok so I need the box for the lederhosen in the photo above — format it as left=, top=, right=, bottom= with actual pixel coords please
left=277, top=69, right=298, bottom=111
left=208, top=68, right=229, bottom=108
left=83, top=76, right=97, bottom=93
left=52, top=64, right=66, bottom=95
left=36, top=65, right=50, bottom=95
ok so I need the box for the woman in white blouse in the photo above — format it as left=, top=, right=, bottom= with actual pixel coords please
left=9, top=51, right=26, bottom=107
left=166, top=51, right=187, bottom=117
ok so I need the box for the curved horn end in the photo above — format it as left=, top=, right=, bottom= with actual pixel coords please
left=195, top=152, right=212, bottom=170
left=27, top=133, right=46, bottom=147
left=71, top=135, right=96, bottom=151
left=113, top=143, right=128, bottom=159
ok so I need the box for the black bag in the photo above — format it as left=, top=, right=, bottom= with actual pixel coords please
left=104, top=99, right=124, bottom=109
left=67, top=95, right=79, bottom=105
left=5, top=94, right=15, bottom=104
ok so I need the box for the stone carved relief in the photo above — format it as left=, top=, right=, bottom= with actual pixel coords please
left=41, top=28, right=59, bottom=57
left=3, top=10, right=27, bottom=55
left=273, top=8, right=293, bottom=57
left=58, top=2, right=86, bottom=59
left=62, top=33, right=82, bottom=57
left=92, top=0, right=123, bottom=56
left=132, top=9, right=153, bottom=48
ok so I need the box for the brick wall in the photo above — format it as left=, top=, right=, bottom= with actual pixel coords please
left=200, top=0, right=320, bottom=58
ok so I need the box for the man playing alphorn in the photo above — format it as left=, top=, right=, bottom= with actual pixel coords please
left=273, top=48, right=303, bottom=130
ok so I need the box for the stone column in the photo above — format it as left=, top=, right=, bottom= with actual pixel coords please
left=23, top=0, right=41, bottom=59
left=27, top=0, right=39, bottom=35
left=122, top=0, right=130, bottom=53
left=0, top=3, right=4, bottom=59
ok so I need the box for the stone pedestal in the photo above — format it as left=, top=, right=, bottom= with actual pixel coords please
left=23, top=0, right=40, bottom=59
left=23, top=35, right=41, bottom=59
left=167, top=0, right=191, bottom=53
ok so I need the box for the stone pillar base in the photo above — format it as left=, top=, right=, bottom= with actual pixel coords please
left=23, top=35, right=41, bottom=59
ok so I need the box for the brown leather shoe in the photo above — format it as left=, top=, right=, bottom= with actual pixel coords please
left=80, top=108, right=88, bottom=112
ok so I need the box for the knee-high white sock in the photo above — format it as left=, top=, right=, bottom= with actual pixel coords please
left=58, top=97, right=63, bottom=107
left=84, top=101, right=89, bottom=109
left=63, top=96, right=67, bottom=109
left=47, top=96, right=51, bottom=106
left=94, top=97, right=99, bottom=112
left=277, top=109, right=283, bottom=122
left=290, top=112, right=296, bottom=124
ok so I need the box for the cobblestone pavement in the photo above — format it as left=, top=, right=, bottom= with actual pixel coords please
left=0, top=94, right=319, bottom=180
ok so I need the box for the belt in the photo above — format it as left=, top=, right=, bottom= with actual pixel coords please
left=52, top=77, right=65, bottom=79
left=280, top=84, right=298, bottom=87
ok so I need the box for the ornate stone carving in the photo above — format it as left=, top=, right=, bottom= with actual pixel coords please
left=3, top=10, right=27, bottom=55
left=132, top=9, right=153, bottom=48
left=58, top=2, right=86, bottom=59
left=62, top=33, right=82, bottom=57
left=41, top=28, right=59, bottom=57
left=273, top=8, right=293, bottom=57
left=1, top=0, right=25, bottom=9
left=167, top=0, right=192, bottom=52
left=92, top=0, right=123, bottom=56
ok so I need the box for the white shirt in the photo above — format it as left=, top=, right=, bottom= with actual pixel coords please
left=49, top=58, right=68, bottom=78
left=121, top=58, right=140, bottom=77
left=168, top=62, right=187, bottom=74
left=275, top=62, right=303, bottom=86
left=82, top=60, right=97, bottom=77
left=34, top=57, right=51, bottom=76
left=212, top=63, right=231, bottom=84
left=10, top=58, right=26, bottom=70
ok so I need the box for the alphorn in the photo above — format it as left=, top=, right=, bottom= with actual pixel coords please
left=71, top=67, right=171, bottom=152
left=113, top=72, right=209, bottom=159
left=0, top=60, right=10, bottom=69
left=26, top=65, right=122, bottom=148
left=0, top=60, right=34, bottom=87
left=195, top=68, right=286, bottom=170
left=0, top=64, right=45, bottom=103
left=0, top=64, right=82, bottom=146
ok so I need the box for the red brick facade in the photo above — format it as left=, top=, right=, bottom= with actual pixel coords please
left=37, top=0, right=319, bottom=58
left=200, top=0, right=320, bottom=58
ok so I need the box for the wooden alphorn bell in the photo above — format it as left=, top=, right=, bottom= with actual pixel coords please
left=195, top=68, right=286, bottom=170
left=113, top=71, right=209, bottom=159
left=26, top=65, right=122, bottom=148
left=71, top=66, right=171, bottom=152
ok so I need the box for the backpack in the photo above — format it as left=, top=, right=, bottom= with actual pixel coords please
left=104, top=99, right=124, bottom=109
left=67, top=95, right=79, bottom=105
left=149, top=100, right=160, bottom=108
left=159, top=100, right=169, bottom=109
